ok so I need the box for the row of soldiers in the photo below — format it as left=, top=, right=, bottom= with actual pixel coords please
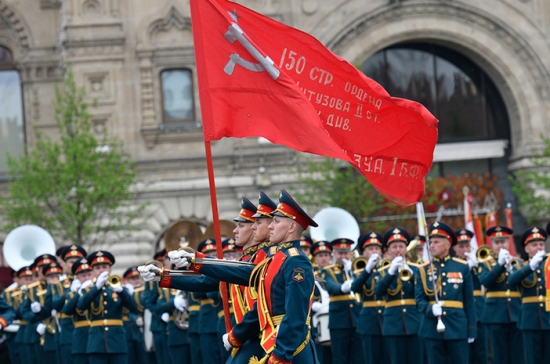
left=1, top=189, right=549, bottom=364
left=304, top=224, right=550, bottom=364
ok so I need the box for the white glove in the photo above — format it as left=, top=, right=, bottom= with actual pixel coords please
left=79, top=279, right=93, bottom=294
left=498, top=249, right=510, bottom=266
left=311, top=302, right=322, bottom=313
left=366, top=253, right=379, bottom=273
left=529, top=250, right=545, bottom=271
left=70, top=279, right=81, bottom=292
left=223, top=333, right=233, bottom=351
left=466, top=251, right=478, bottom=270
left=161, top=312, right=170, bottom=323
left=125, top=283, right=134, bottom=295
left=388, top=256, right=404, bottom=276
left=36, top=323, right=46, bottom=335
left=342, top=258, right=352, bottom=272
left=468, top=338, right=475, bottom=344
left=111, top=284, right=123, bottom=293
left=174, top=294, right=186, bottom=312
left=168, top=250, right=193, bottom=268
left=31, top=301, right=42, bottom=314
left=432, top=303, right=442, bottom=317
left=51, top=309, right=57, bottom=317
left=136, top=317, right=144, bottom=327
left=96, top=271, right=109, bottom=289
left=340, top=280, right=352, bottom=294
left=137, top=264, right=161, bottom=282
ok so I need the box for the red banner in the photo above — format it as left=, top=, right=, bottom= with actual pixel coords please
left=190, top=0, right=438, bottom=206
left=504, top=207, right=517, bottom=256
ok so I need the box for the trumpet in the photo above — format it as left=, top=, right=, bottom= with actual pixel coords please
left=173, top=290, right=189, bottom=330
left=399, top=265, right=412, bottom=282
left=352, top=256, right=368, bottom=272
left=505, top=256, right=522, bottom=272
left=476, top=245, right=493, bottom=262
left=106, top=275, right=122, bottom=289
left=373, top=255, right=391, bottom=268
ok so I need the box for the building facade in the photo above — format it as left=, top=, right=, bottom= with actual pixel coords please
left=0, top=0, right=549, bottom=273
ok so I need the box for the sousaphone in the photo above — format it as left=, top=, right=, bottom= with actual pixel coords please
left=164, top=220, right=204, bottom=252
left=202, top=220, right=237, bottom=240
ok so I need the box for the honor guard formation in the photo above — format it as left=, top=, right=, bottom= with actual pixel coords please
left=1, top=191, right=550, bottom=364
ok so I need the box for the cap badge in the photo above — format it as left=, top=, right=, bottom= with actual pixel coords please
left=433, top=222, right=439, bottom=227
left=533, top=227, right=539, bottom=233
left=370, top=233, right=377, bottom=238
left=392, top=228, right=400, bottom=234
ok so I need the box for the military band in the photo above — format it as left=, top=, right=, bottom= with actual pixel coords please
left=4, top=193, right=550, bottom=364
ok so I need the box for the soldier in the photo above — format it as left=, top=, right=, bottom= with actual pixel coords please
left=410, top=235, right=426, bottom=264
left=508, top=227, right=550, bottom=364
left=415, top=222, right=477, bottom=364
left=310, top=240, right=332, bottom=364
left=300, top=235, right=313, bottom=257
left=77, top=250, right=138, bottom=364
left=321, top=238, right=364, bottom=364
left=38, top=262, right=63, bottom=364
left=374, top=228, right=421, bottom=364
left=13, top=266, right=33, bottom=364
left=63, top=257, right=94, bottom=364
left=453, top=229, right=487, bottom=364
left=3, top=269, right=21, bottom=364
left=122, top=267, right=148, bottom=364
left=477, top=226, right=524, bottom=364
left=351, top=232, right=390, bottom=364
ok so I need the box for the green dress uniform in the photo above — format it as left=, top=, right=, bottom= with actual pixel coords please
left=469, top=265, right=488, bottom=364
left=187, top=292, right=203, bottom=364
left=155, top=288, right=191, bottom=364
left=51, top=278, right=76, bottom=364
left=143, top=280, right=171, bottom=364
left=3, top=285, right=22, bottom=364
left=64, top=288, right=91, bottom=363
left=415, top=255, right=477, bottom=364
left=350, top=232, right=389, bottom=364
left=13, top=288, right=27, bottom=364
left=321, top=258, right=364, bottom=364
left=374, top=263, right=421, bottom=364
left=21, top=279, right=47, bottom=364
left=123, top=286, right=148, bottom=364
left=77, top=283, right=138, bottom=363
left=507, top=227, right=550, bottom=364
left=477, top=248, right=524, bottom=362
left=311, top=261, right=332, bottom=364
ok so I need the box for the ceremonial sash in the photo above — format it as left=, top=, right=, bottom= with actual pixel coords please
left=252, top=256, right=280, bottom=354
left=230, top=283, right=247, bottom=324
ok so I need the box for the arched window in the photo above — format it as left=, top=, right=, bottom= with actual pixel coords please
left=0, top=46, right=25, bottom=173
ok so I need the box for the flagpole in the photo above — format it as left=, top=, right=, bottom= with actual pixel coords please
left=204, top=141, right=232, bottom=333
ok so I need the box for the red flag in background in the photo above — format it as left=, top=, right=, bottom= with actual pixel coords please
left=190, top=0, right=439, bottom=206
left=473, top=215, right=485, bottom=248
left=485, top=212, right=497, bottom=247
left=504, top=205, right=518, bottom=256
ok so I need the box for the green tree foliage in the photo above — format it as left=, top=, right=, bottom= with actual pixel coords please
left=0, top=69, right=146, bottom=248
left=510, top=135, right=550, bottom=225
left=293, top=157, right=443, bottom=233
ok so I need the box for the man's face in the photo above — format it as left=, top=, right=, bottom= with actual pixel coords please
left=233, top=222, right=253, bottom=246
left=76, top=270, right=94, bottom=283
left=453, top=241, right=471, bottom=259
left=491, top=238, right=510, bottom=255
left=363, top=245, right=382, bottom=259
left=46, top=274, right=60, bottom=284
left=20, top=276, right=34, bottom=285
left=268, top=216, right=292, bottom=244
left=124, top=276, right=141, bottom=286
left=301, top=246, right=311, bottom=256
left=333, top=250, right=352, bottom=265
left=313, top=252, right=332, bottom=268
left=65, top=257, right=80, bottom=272
left=430, top=237, right=450, bottom=259
left=163, top=257, right=171, bottom=269
left=252, top=217, right=272, bottom=243
left=524, top=240, right=546, bottom=258
left=223, top=251, right=240, bottom=261
left=92, top=263, right=112, bottom=277
left=388, top=241, right=407, bottom=258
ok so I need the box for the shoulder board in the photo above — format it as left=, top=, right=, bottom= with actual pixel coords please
left=408, top=262, right=421, bottom=268
left=323, top=264, right=335, bottom=270
left=452, top=257, right=468, bottom=265
left=420, top=262, right=430, bottom=268
left=312, top=263, right=318, bottom=269
left=11, top=291, right=22, bottom=297
left=28, top=281, right=40, bottom=288
left=522, top=261, right=529, bottom=266
left=5, top=286, right=17, bottom=292
left=288, top=248, right=299, bottom=257
left=134, top=287, right=145, bottom=293
left=377, top=264, right=390, bottom=271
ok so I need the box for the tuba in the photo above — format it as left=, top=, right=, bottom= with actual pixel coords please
left=202, top=220, right=237, bottom=241
left=164, top=220, right=204, bottom=252
left=310, top=207, right=360, bottom=244
left=173, top=290, right=189, bottom=330
left=3, top=225, right=56, bottom=270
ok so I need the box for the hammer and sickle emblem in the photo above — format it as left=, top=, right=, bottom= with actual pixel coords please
left=222, top=19, right=280, bottom=80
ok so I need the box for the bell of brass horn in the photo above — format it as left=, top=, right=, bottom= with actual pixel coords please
left=3, top=225, right=56, bottom=270
left=107, top=275, right=122, bottom=289
left=476, top=245, right=493, bottom=261
left=310, top=207, right=360, bottom=244
left=399, top=266, right=412, bottom=281
left=164, top=220, right=204, bottom=252
left=202, top=220, right=237, bottom=240
left=352, top=256, right=368, bottom=272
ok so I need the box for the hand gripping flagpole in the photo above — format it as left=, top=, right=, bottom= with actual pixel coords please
left=417, top=202, right=446, bottom=333
left=204, top=141, right=232, bottom=333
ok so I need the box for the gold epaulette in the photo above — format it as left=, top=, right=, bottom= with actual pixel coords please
left=408, top=262, right=421, bottom=268
left=5, top=286, right=17, bottom=292
left=323, top=264, right=336, bottom=271
left=312, top=263, right=318, bottom=269
left=28, top=281, right=41, bottom=289
left=452, top=257, right=468, bottom=265
left=377, top=264, right=390, bottom=272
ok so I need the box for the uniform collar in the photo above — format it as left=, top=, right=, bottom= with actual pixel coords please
left=258, top=241, right=276, bottom=250
left=433, top=255, right=451, bottom=263
left=243, top=244, right=259, bottom=257
left=276, top=240, right=301, bottom=252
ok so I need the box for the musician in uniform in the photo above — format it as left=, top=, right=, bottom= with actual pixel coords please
left=452, top=229, right=487, bottom=364
left=3, top=269, right=21, bottom=364
left=77, top=250, right=138, bottom=364
left=38, top=262, right=63, bottom=364
left=301, top=235, right=313, bottom=257
left=13, top=266, right=33, bottom=364
left=224, top=189, right=318, bottom=364
left=63, top=257, right=94, bottom=364
left=410, top=235, right=426, bottom=264
left=310, top=240, right=332, bottom=364
left=374, top=228, right=421, bottom=364
left=415, top=222, right=476, bottom=364
left=351, top=232, right=390, bottom=364
left=477, top=226, right=524, bottom=364
left=508, top=227, right=550, bottom=364
left=122, top=267, right=148, bottom=364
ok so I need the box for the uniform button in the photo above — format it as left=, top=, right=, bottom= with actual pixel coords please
left=403, top=309, right=407, bottom=313
left=507, top=298, right=511, bottom=301
left=349, top=304, right=353, bottom=308
left=378, top=310, right=382, bottom=314
left=538, top=278, right=541, bottom=281
left=443, top=292, right=447, bottom=296
left=505, top=272, right=509, bottom=276
left=541, top=304, right=544, bottom=307
left=537, top=270, right=541, bottom=274
left=104, top=310, right=108, bottom=314
left=104, top=301, right=108, bottom=305
left=443, top=311, right=447, bottom=315
left=441, top=264, right=445, bottom=267
left=103, top=292, right=108, bottom=296
left=442, top=273, right=446, bottom=276
left=442, top=282, right=447, bottom=286
left=105, top=327, right=109, bottom=331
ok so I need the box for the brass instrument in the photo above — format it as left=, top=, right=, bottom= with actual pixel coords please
left=343, top=267, right=361, bottom=304
left=505, top=256, right=522, bottom=272
left=106, top=275, right=122, bottom=289
left=202, top=220, right=237, bottom=240
left=164, top=220, right=203, bottom=252
left=44, top=316, right=56, bottom=335
left=352, top=256, right=368, bottom=272
left=398, top=264, right=412, bottom=282
left=406, top=237, right=423, bottom=264
left=476, top=245, right=493, bottom=262
left=376, top=256, right=391, bottom=268
left=173, top=290, right=189, bottom=330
